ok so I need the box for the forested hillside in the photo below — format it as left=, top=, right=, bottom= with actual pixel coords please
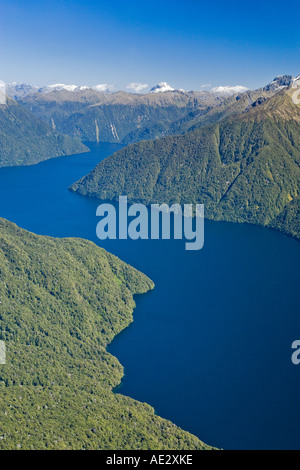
left=70, top=88, right=300, bottom=240
left=0, top=98, right=88, bottom=167
left=0, top=219, right=211, bottom=450
left=20, top=88, right=225, bottom=144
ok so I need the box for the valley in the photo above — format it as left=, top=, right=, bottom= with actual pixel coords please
left=70, top=82, right=300, bottom=240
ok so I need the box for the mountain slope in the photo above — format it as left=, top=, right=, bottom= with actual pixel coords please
left=0, top=219, right=212, bottom=450
left=70, top=86, right=300, bottom=239
left=0, top=97, right=88, bottom=167
left=18, top=76, right=294, bottom=146
left=19, top=88, right=225, bottom=144
left=162, top=75, right=296, bottom=137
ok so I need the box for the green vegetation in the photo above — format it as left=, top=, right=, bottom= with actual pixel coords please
left=0, top=219, right=211, bottom=450
left=0, top=98, right=88, bottom=167
left=161, top=84, right=286, bottom=137
left=20, top=77, right=289, bottom=145
left=20, top=89, right=224, bottom=144
left=269, top=197, right=300, bottom=238
left=70, top=90, right=300, bottom=240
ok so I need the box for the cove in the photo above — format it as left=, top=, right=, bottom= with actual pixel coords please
left=0, top=142, right=299, bottom=450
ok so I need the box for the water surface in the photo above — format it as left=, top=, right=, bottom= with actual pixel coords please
left=0, top=142, right=299, bottom=450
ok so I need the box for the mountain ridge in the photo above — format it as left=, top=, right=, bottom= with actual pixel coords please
left=69, top=82, right=300, bottom=240
left=15, top=75, right=296, bottom=145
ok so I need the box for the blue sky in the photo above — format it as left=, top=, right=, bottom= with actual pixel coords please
left=0, top=0, right=299, bottom=91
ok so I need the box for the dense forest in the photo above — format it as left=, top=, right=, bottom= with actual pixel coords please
left=70, top=89, right=300, bottom=240
left=0, top=219, right=212, bottom=450
left=0, top=98, right=88, bottom=167
left=20, top=88, right=223, bottom=144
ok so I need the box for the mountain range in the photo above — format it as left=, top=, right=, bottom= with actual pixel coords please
left=6, top=80, right=248, bottom=98
left=8, top=76, right=293, bottom=146
left=70, top=77, right=300, bottom=240
left=18, top=86, right=225, bottom=144
left=1, top=77, right=276, bottom=168
left=1, top=73, right=299, bottom=449
left=1, top=74, right=300, bottom=239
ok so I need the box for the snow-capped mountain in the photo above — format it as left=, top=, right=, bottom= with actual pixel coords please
left=6, top=83, right=39, bottom=99
left=6, top=82, right=91, bottom=98
left=40, top=83, right=115, bottom=93
left=39, top=84, right=90, bottom=93
left=6, top=75, right=299, bottom=102
left=211, top=76, right=297, bottom=97
left=150, top=82, right=175, bottom=93
left=263, top=75, right=295, bottom=92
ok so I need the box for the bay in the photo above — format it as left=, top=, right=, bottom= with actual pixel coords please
left=0, top=142, right=299, bottom=450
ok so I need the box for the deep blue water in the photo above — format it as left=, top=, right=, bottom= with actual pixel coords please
left=0, top=142, right=299, bottom=450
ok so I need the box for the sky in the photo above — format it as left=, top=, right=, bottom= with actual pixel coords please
left=0, top=0, right=299, bottom=92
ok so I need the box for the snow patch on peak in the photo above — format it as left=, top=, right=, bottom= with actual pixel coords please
left=6, top=83, right=39, bottom=99
left=263, top=75, right=295, bottom=92
left=39, top=84, right=92, bottom=93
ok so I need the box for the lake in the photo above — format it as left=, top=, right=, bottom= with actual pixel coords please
left=0, top=142, right=299, bottom=450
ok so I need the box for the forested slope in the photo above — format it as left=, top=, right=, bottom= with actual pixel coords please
left=0, top=98, right=88, bottom=167
left=0, top=219, right=211, bottom=450
left=70, top=89, right=300, bottom=240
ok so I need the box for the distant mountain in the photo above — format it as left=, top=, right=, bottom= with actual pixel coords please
left=6, top=82, right=109, bottom=99
left=70, top=81, right=300, bottom=240
left=19, top=87, right=226, bottom=144
left=0, top=96, right=88, bottom=167
left=6, top=83, right=39, bottom=100
left=15, top=76, right=294, bottom=146
left=8, top=81, right=180, bottom=97
left=262, top=75, right=295, bottom=92
left=159, top=75, right=298, bottom=137
left=38, top=83, right=91, bottom=93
